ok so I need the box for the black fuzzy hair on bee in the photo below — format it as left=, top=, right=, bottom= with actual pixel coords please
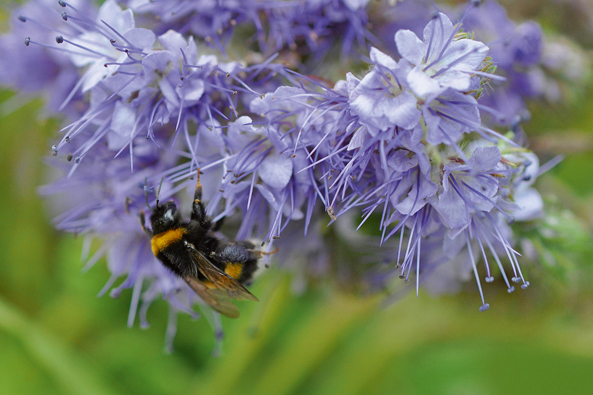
left=139, top=170, right=271, bottom=318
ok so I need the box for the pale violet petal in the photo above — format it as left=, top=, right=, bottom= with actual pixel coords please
left=469, top=146, right=502, bottom=172
left=342, top=0, right=369, bottom=10
left=255, top=184, right=279, bottom=211
left=158, top=30, right=187, bottom=55
left=395, top=29, right=424, bottom=65
left=513, top=188, right=544, bottom=221
left=433, top=187, right=470, bottom=231
left=177, top=78, right=204, bottom=104
left=259, top=154, right=293, bottom=189
left=407, top=67, right=444, bottom=98
left=69, top=32, right=111, bottom=67
left=422, top=13, right=454, bottom=61
left=443, top=39, right=489, bottom=72
left=369, top=47, right=398, bottom=69
left=345, top=72, right=360, bottom=98
left=81, top=60, right=110, bottom=92
left=219, top=62, right=241, bottom=74
left=388, top=150, right=418, bottom=173
left=142, top=51, right=176, bottom=73
left=124, top=28, right=156, bottom=51
left=384, top=90, right=421, bottom=129
left=97, top=0, right=134, bottom=33
left=185, top=36, right=198, bottom=64
left=107, top=101, right=135, bottom=150
left=158, top=78, right=179, bottom=108
left=197, top=55, right=218, bottom=68
left=347, top=126, right=368, bottom=151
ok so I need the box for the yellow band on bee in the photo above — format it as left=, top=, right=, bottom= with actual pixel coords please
left=151, top=228, right=186, bottom=256
left=224, top=262, right=243, bottom=279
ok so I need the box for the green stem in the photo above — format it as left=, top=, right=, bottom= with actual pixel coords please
left=0, top=295, right=118, bottom=395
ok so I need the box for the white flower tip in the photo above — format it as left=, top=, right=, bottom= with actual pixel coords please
left=479, top=303, right=490, bottom=312
left=521, top=281, right=530, bottom=289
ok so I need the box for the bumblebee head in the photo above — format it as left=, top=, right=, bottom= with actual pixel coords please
left=150, top=201, right=181, bottom=234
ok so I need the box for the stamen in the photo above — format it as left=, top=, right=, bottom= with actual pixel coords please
left=466, top=231, right=489, bottom=312
left=55, top=35, right=113, bottom=59
left=472, top=220, right=494, bottom=282
left=431, top=46, right=484, bottom=78
left=101, top=20, right=143, bottom=53
left=24, top=37, right=103, bottom=58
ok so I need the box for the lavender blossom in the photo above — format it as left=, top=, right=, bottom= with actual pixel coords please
left=370, top=1, right=586, bottom=129
left=0, top=0, right=97, bottom=117
left=123, top=0, right=266, bottom=53
left=15, top=0, right=286, bottom=349
left=264, top=0, right=371, bottom=62
left=460, top=0, right=545, bottom=126
left=1, top=0, right=562, bottom=348
left=123, top=0, right=373, bottom=68
left=245, top=11, right=538, bottom=310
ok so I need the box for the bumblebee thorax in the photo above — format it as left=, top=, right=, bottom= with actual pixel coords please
left=151, top=228, right=187, bottom=256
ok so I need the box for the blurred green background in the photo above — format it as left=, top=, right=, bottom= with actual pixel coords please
left=2, top=1, right=593, bottom=395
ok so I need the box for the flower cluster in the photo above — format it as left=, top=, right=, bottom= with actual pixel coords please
left=248, top=12, right=537, bottom=310
left=370, top=0, right=588, bottom=130
left=13, top=0, right=287, bottom=350
left=0, top=0, right=571, bottom=348
left=120, top=0, right=371, bottom=67
left=461, top=0, right=545, bottom=126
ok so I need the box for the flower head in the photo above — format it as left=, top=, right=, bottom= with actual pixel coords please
left=246, top=10, right=539, bottom=310
left=2, top=0, right=559, bottom=347
left=0, top=0, right=98, bottom=116
left=396, top=12, right=489, bottom=97
left=18, top=0, right=287, bottom=349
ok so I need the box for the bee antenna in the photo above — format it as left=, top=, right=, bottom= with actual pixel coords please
left=156, top=177, right=164, bottom=208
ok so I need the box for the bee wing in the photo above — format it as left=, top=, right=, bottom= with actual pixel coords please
left=184, top=276, right=240, bottom=319
left=185, top=241, right=259, bottom=302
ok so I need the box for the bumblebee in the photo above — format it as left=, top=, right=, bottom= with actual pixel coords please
left=139, top=171, right=262, bottom=318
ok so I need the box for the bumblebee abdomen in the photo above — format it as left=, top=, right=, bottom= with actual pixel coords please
left=222, top=259, right=258, bottom=284
left=224, top=262, right=244, bottom=279
left=151, top=228, right=187, bottom=256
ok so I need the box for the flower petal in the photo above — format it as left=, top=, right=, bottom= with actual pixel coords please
left=259, top=153, right=293, bottom=189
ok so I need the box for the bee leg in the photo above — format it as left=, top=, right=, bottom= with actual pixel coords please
left=139, top=210, right=153, bottom=238
left=247, top=247, right=279, bottom=259
left=191, top=169, right=207, bottom=224
left=212, top=216, right=225, bottom=232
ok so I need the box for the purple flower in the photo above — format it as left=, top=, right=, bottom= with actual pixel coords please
left=432, top=145, right=505, bottom=237
left=124, top=0, right=259, bottom=53
left=2, top=0, right=558, bottom=335
left=246, top=11, right=540, bottom=310
left=0, top=0, right=97, bottom=116
left=461, top=1, right=545, bottom=125
left=15, top=0, right=286, bottom=349
left=348, top=48, right=421, bottom=134
left=264, top=0, right=371, bottom=64
left=210, top=114, right=318, bottom=246
left=396, top=12, right=489, bottom=97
